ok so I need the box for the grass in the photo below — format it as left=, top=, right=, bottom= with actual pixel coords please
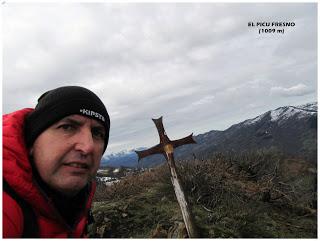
left=90, top=152, right=317, bottom=238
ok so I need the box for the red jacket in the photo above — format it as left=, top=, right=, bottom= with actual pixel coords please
left=3, top=108, right=96, bottom=238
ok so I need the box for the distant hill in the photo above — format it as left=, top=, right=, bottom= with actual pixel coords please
left=101, top=102, right=317, bottom=167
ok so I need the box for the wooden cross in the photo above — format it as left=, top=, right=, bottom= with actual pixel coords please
left=135, top=117, right=199, bottom=238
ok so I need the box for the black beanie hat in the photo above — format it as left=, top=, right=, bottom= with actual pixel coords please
left=25, top=86, right=110, bottom=153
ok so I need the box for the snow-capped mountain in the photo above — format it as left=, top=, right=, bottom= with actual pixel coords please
left=102, top=102, right=317, bottom=167
left=243, top=102, right=317, bottom=126
left=101, top=149, right=140, bottom=167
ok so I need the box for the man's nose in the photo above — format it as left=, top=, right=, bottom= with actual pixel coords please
left=74, top=128, right=95, bottom=154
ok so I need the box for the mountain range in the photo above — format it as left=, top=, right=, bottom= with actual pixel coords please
left=101, top=102, right=317, bottom=168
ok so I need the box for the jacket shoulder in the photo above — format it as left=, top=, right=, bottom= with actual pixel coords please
left=3, top=191, right=24, bottom=238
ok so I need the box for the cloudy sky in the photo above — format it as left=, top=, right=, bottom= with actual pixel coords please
left=3, top=3, right=317, bottom=155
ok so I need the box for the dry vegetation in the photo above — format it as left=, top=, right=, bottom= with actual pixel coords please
left=90, top=151, right=317, bottom=238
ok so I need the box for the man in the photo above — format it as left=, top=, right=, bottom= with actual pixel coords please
left=3, top=86, right=110, bottom=238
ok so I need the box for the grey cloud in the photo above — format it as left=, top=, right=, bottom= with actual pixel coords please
left=3, top=3, right=317, bottom=153
left=270, top=84, right=314, bottom=97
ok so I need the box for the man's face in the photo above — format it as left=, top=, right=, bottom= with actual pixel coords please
left=31, top=114, right=106, bottom=197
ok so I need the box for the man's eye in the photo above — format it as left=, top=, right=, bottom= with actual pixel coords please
left=92, top=129, right=105, bottom=140
left=58, top=124, right=75, bottom=131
